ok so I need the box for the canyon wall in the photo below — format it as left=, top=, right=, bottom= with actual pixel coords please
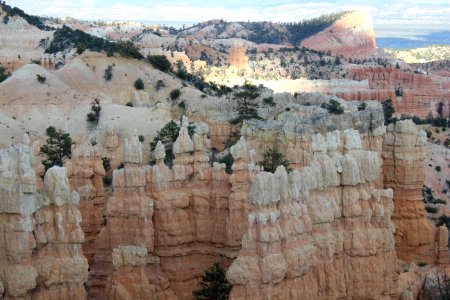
left=0, top=136, right=88, bottom=299
left=0, top=115, right=443, bottom=300
left=85, top=123, right=254, bottom=299
left=227, top=129, right=398, bottom=299
left=338, top=67, right=450, bottom=118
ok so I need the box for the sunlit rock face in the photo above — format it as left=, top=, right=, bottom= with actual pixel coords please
left=339, top=66, right=450, bottom=118
left=301, top=11, right=376, bottom=58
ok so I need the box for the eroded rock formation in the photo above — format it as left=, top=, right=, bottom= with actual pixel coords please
left=338, top=66, right=450, bottom=118
left=0, top=108, right=445, bottom=300
left=382, top=120, right=436, bottom=264
left=0, top=139, right=88, bottom=299
left=227, top=129, right=398, bottom=299
left=228, top=45, right=248, bottom=69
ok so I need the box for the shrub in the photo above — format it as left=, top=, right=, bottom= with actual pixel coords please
left=103, top=65, right=113, bottom=81
left=101, top=157, right=111, bottom=172
left=170, top=89, right=181, bottom=100
left=86, top=98, right=101, bottom=125
left=39, top=126, right=73, bottom=172
left=382, top=99, right=396, bottom=125
left=134, top=78, right=144, bottom=90
left=36, top=74, right=46, bottom=83
left=192, top=263, right=231, bottom=300
left=437, top=198, right=447, bottom=204
left=147, top=55, right=171, bottom=72
left=257, top=147, right=291, bottom=173
left=219, top=153, right=234, bottom=174
left=321, top=99, right=344, bottom=114
left=358, top=102, right=367, bottom=111
left=138, top=135, right=145, bottom=142
left=102, top=175, right=112, bottom=187
left=263, top=96, right=276, bottom=107
left=0, top=67, right=10, bottom=83
left=425, top=206, right=438, bottom=214
left=150, top=120, right=180, bottom=166
left=155, top=79, right=165, bottom=90
left=436, top=166, right=442, bottom=172
left=76, top=43, right=86, bottom=55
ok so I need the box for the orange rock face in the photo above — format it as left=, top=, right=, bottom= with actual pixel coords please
left=382, top=120, right=436, bottom=264
left=228, top=129, right=398, bottom=299
left=86, top=125, right=252, bottom=299
left=301, top=11, right=376, bottom=58
left=339, top=66, right=450, bottom=118
left=66, top=144, right=106, bottom=265
left=0, top=140, right=88, bottom=299
left=228, top=45, right=248, bottom=69
left=3, top=114, right=445, bottom=300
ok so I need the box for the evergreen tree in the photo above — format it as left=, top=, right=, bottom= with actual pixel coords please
left=40, top=126, right=73, bottom=172
left=257, top=147, right=291, bottom=173
left=234, top=83, right=261, bottom=121
left=147, top=55, right=171, bottom=72
left=382, top=99, right=396, bottom=125
left=192, top=263, right=232, bottom=300
left=150, top=120, right=180, bottom=166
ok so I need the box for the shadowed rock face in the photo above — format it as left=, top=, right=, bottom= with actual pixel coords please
left=0, top=139, right=88, bottom=299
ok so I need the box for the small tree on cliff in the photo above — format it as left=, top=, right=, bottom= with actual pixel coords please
left=257, top=147, right=291, bottom=173
left=192, top=263, right=232, bottom=300
left=233, top=83, right=261, bottom=122
left=382, top=99, right=396, bottom=125
left=40, top=126, right=73, bottom=172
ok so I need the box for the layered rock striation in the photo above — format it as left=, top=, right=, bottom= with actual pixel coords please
left=227, top=129, right=398, bottom=299
left=382, top=120, right=436, bottom=264
left=339, top=66, right=450, bottom=118
left=0, top=137, right=88, bottom=299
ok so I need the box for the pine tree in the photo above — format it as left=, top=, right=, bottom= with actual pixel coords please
left=257, top=147, right=291, bottom=173
left=192, top=263, right=232, bottom=300
left=40, top=126, right=73, bottom=172
left=234, top=83, right=261, bottom=121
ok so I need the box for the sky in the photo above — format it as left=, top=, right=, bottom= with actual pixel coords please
left=4, top=0, right=450, bottom=38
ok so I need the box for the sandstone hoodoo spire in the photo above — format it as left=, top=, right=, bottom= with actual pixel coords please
left=228, top=44, right=248, bottom=69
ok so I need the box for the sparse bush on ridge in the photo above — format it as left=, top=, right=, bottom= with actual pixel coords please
left=147, top=55, right=171, bottom=72
left=321, top=99, right=344, bottom=114
left=134, top=78, right=144, bottom=90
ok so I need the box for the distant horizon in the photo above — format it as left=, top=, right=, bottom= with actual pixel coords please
left=3, top=0, right=450, bottom=47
